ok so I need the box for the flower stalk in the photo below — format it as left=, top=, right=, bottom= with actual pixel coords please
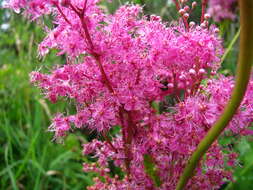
left=176, top=0, right=253, bottom=189
left=201, top=0, right=208, bottom=23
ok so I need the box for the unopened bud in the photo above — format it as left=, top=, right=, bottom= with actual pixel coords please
left=199, top=68, right=206, bottom=74
left=179, top=9, right=186, bottom=15
left=167, top=83, right=174, bottom=89
left=196, top=26, right=201, bottom=30
left=179, top=74, right=186, bottom=80
left=200, top=22, right=206, bottom=28
left=189, top=21, right=195, bottom=27
left=189, top=69, right=196, bottom=75
left=204, top=13, right=211, bottom=20
left=214, top=28, right=220, bottom=33
left=184, top=6, right=190, bottom=12
left=192, top=1, right=197, bottom=9
left=183, top=13, right=189, bottom=19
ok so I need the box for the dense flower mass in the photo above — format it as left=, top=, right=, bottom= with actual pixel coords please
left=6, top=0, right=252, bottom=189
left=208, top=0, right=237, bottom=21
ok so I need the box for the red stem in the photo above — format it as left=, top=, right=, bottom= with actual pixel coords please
left=79, top=17, right=95, bottom=51
left=201, top=0, right=208, bottom=23
left=69, top=3, right=80, bottom=15
left=173, top=0, right=180, bottom=11
left=119, top=107, right=131, bottom=175
left=56, top=4, right=71, bottom=25
left=95, top=55, right=115, bottom=93
left=172, top=0, right=189, bottom=31
left=82, top=0, right=88, bottom=15
left=70, top=3, right=137, bottom=176
left=183, top=19, right=189, bottom=32
left=125, top=110, right=135, bottom=144
left=103, top=132, right=118, bottom=153
left=76, top=4, right=114, bottom=93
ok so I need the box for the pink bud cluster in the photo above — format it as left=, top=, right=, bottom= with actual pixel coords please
left=208, top=0, right=238, bottom=21
left=7, top=0, right=252, bottom=189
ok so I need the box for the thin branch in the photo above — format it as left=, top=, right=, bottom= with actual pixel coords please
left=173, top=0, right=180, bottom=11
left=201, top=0, right=208, bottom=23
left=56, top=4, right=71, bottom=25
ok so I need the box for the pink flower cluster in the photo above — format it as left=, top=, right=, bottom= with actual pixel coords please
left=7, top=0, right=252, bottom=189
left=208, top=0, right=238, bottom=21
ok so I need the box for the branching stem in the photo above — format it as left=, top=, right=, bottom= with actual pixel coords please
left=73, top=3, right=135, bottom=176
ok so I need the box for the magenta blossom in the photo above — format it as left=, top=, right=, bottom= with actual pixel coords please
left=6, top=0, right=252, bottom=189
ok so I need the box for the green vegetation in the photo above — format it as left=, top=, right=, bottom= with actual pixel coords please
left=0, top=10, right=93, bottom=190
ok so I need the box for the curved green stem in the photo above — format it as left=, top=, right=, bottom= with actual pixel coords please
left=175, top=1, right=253, bottom=189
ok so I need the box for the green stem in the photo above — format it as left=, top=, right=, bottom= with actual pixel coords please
left=175, top=0, right=253, bottom=189
left=144, top=154, right=162, bottom=187
left=221, top=28, right=241, bottom=65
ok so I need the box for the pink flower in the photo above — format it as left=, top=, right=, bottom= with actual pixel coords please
left=7, top=1, right=253, bottom=189
left=49, top=114, right=72, bottom=137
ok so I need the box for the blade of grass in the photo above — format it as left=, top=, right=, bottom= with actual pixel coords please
left=15, top=130, right=40, bottom=179
left=4, top=145, right=18, bottom=190
left=221, top=28, right=241, bottom=65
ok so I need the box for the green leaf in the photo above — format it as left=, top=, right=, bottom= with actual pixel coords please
left=133, top=0, right=144, bottom=5
left=144, top=154, right=162, bottom=187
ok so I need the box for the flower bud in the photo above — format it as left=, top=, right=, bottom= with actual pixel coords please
left=196, top=26, right=201, bottom=30
left=189, top=21, right=195, bottom=27
left=167, top=83, right=174, bottom=89
left=214, top=28, right=220, bottom=33
left=211, top=71, right=216, bottom=75
left=199, top=68, right=206, bottom=75
left=189, top=69, right=196, bottom=75
left=184, top=6, right=190, bottom=12
left=192, top=1, right=197, bottom=9
left=200, top=22, right=206, bottom=28
left=204, top=13, right=211, bottom=20
left=179, top=9, right=185, bottom=15
left=183, top=13, right=189, bottom=19
left=179, top=74, right=186, bottom=80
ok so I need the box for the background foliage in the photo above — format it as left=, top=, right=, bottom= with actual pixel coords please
left=0, top=0, right=252, bottom=189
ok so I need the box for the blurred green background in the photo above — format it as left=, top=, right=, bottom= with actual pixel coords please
left=0, top=0, right=252, bottom=190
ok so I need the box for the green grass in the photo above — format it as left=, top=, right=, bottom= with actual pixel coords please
left=0, top=10, right=93, bottom=190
